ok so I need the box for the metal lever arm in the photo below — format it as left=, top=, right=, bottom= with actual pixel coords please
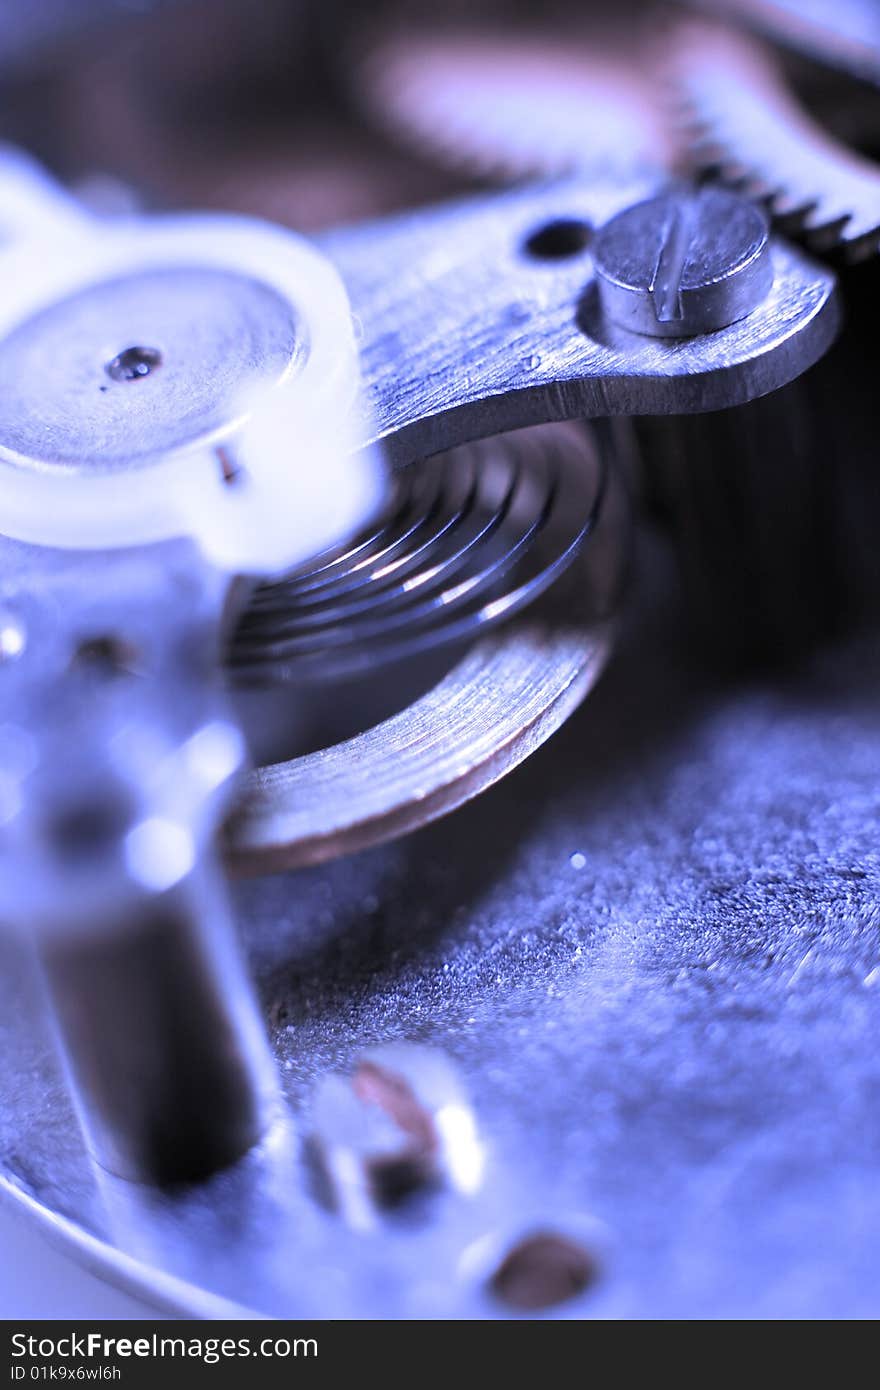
left=320, top=175, right=840, bottom=465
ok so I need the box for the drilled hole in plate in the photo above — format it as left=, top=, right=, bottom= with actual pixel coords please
left=104, top=345, right=162, bottom=383
left=49, top=797, right=127, bottom=858
left=72, top=634, right=141, bottom=676
left=524, top=218, right=592, bottom=261
left=489, top=1230, right=599, bottom=1311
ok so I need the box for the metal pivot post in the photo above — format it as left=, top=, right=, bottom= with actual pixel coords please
left=0, top=539, right=279, bottom=1184
left=0, top=148, right=385, bottom=1185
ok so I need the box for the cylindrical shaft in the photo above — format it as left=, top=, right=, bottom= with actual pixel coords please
left=40, top=859, right=277, bottom=1186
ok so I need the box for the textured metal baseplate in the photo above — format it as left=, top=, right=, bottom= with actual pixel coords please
left=3, top=527, right=880, bottom=1318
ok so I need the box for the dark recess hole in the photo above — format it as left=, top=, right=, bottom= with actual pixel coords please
left=489, top=1230, right=599, bottom=1311
left=49, top=798, right=126, bottom=857
left=524, top=219, right=592, bottom=261
left=73, top=634, right=141, bottom=676
left=105, top=345, right=162, bottom=383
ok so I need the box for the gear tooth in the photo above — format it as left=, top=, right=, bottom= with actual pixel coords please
left=718, top=162, right=755, bottom=191
left=747, top=179, right=784, bottom=208
left=841, top=228, right=880, bottom=264
left=771, top=188, right=818, bottom=218
left=688, top=127, right=726, bottom=160
left=841, top=215, right=880, bottom=249
left=695, top=157, right=728, bottom=184
left=663, top=16, right=880, bottom=261
left=804, top=212, right=854, bottom=247
left=774, top=209, right=818, bottom=241
left=738, top=174, right=775, bottom=202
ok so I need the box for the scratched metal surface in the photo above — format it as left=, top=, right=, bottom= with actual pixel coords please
left=2, top=523, right=880, bottom=1319
left=319, top=178, right=840, bottom=465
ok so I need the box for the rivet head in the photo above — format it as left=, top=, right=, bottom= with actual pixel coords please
left=593, top=186, right=772, bottom=338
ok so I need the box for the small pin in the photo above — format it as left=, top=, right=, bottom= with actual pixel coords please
left=216, top=445, right=241, bottom=486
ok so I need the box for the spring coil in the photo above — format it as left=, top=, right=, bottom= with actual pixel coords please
left=231, top=421, right=606, bottom=682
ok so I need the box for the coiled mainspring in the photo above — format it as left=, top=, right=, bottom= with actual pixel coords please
left=231, top=422, right=605, bottom=681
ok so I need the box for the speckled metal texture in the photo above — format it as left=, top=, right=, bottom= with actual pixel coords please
left=3, top=528, right=880, bottom=1318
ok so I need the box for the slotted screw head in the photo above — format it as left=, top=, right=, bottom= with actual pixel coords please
left=593, top=186, right=772, bottom=338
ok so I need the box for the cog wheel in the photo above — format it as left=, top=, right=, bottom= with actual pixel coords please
left=353, top=20, right=676, bottom=185
left=670, top=20, right=880, bottom=260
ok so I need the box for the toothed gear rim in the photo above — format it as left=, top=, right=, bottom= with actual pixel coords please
left=672, top=20, right=880, bottom=261
left=354, top=23, right=673, bottom=184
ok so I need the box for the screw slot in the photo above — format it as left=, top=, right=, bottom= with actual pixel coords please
left=592, top=188, right=771, bottom=337
left=105, top=345, right=162, bottom=383
left=524, top=219, right=592, bottom=262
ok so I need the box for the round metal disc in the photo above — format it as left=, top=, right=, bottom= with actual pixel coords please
left=228, top=595, right=616, bottom=875
left=0, top=267, right=299, bottom=471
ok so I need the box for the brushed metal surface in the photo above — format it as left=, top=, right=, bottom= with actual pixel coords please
left=320, top=176, right=840, bottom=464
